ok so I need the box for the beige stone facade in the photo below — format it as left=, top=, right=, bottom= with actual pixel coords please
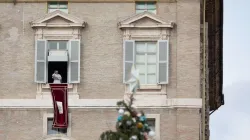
left=0, top=1, right=202, bottom=140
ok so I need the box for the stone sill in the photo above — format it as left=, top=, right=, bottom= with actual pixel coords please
left=139, top=84, right=161, bottom=90
left=42, top=84, right=73, bottom=89
left=36, top=94, right=79, bottom=99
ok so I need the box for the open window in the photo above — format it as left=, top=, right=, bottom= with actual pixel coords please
left=35, top=40, right=80, bottom=84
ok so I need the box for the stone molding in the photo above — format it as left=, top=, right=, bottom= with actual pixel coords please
left=0, top=98, right=202, bottom=108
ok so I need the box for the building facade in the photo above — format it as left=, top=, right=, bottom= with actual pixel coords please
left=0, top=0, right=223, bottom=140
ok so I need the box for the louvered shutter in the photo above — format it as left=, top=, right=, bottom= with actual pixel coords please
left=68, top=40, right=80, bottom=83
left=123, top=40, right=135, bottom=83
left=157, top=40, right=169, bottom=84
left=35, top=40, right=47, bottom=83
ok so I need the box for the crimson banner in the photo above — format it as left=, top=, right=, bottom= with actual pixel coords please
left=50, top=84, right=68, bottom=128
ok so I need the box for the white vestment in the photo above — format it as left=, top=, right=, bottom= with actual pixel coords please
left=52, top=74, right=62, bottom=83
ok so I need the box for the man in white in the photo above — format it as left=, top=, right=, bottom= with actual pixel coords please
left=52, top=70, right=62, bottom=84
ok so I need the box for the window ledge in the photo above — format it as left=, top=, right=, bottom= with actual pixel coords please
left=36, top=94, right=79, bottom=100
left=139, top=85, right=161, bottom=90
left=42, top=84, right=73, bottom=89
left=125, top=92, right=166, bottom=95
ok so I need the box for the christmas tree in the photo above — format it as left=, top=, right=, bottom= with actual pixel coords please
left=100, top=66, right=155, bottom=140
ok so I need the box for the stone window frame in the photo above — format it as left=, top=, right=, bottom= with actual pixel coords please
left=30, top=10, right=86, bottom=98
left=123, top=34, right=170, bottom=93
left=118, top=12, right=174, bottom=93
left=43, top=113, right=72, bottom=137
left=147, top=114, right=161, bottom=140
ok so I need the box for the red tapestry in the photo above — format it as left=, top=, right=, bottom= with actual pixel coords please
left=50, top=84, right=68, bottom=128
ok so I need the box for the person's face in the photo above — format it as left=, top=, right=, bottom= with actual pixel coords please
left=55, top=71, right=58, bottom=74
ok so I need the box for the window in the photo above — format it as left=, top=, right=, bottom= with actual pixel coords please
left=48, top=1, right=68, bottom=13
left=147, top=114, right=160, bottom=140
left=43, top=113, right=71, bottom=137
left=136, top=42, right=157, bottom=84
left=47, top=118, right=67, bottom=135
left=123, top=40, right=169, bottom=85
left=47, top=41, right=68, bottom=83
left=35, top=40, right=80, bottom=84
left=147, top=118, right=156, bottom=132
left=136, top=2, right=156, bottom=14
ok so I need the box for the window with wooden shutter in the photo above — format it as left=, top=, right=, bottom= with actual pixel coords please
left=157, top=40, right=169, bottom=84
left=123, top=40, right=135, bottom=83
left=68, top=40, right=80, bottom=83
left=35, top=40, right=47, bottom=83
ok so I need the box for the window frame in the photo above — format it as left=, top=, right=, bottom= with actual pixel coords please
left=47, top=40, right=69, bottom=84
left=43, top=113, right=72, bottom=137
left=135, top=1, right=157, bottom=14
left=135, top=41, right=158, bottom=85
left=146, top=114, right=160, bottom=140
left=48, top=40, right=69, bottom=51
left=47, top=1, right=69, bottom=13
left=47, top=118, right=67, bottom=135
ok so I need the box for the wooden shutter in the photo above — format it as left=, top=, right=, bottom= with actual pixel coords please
left=123, top=40, right=135, bottom=83
left=35, top=40, right=47, bottom=83
left=157, top=40, right=169, bottom=84
left=68, top=40, right=80, bottom=83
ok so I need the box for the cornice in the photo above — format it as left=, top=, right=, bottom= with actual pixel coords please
left=0, top=98, right=202, bottom=108
left=118, top=11, right=175, bottom=29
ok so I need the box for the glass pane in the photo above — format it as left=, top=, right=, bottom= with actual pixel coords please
left=59, top=41, right=67, bottom=50
left=147, top=74, right=157, bottom=84
left=147, top=55, right=156, bottom=63
left=59, top=2, right=68, bottom=8
left=147, top=119, right=155, bottom=132
left=48, top=41, right=58, bottom=50
left=136, top=3, right=146, bottom=9
left=60, top=9, right=68, bottom=13
left=136, top=64, right=145, bottom=74
left=147, top=43, right=156, bottom=52
left=147, top=3, right=156, bottom=10
left=47, top=118, right=58, bottom=135
left=148, top=9, right=156, bottom=14
left=136, top=55, right=145, bottom=63
left=48, top=2, right=58, bottom=8
left=136, top=9, right=146, bottom=14
left=147, top=64, right=156, bottom=74
left=136, top=43, right=146, bottom=53
left=139, top=74, right=145, bottom=84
